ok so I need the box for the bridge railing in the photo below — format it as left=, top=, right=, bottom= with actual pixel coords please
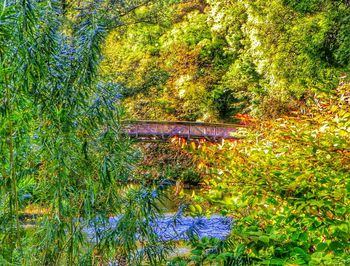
left=122, top=120, right=243, bottom=141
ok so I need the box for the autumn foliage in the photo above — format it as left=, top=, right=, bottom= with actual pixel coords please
left=179, top=83, right=350, bottom=265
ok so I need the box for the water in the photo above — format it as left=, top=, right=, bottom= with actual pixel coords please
left=85, top=213, right=232, bottom=242
left=151, top=214, right=232, bottom=241
left=84, top=187, right=233, bottom=242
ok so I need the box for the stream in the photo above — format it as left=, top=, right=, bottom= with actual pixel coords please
left=85, top=188, right=233, bottom=243
left=84, top=214, right=233, bottom=242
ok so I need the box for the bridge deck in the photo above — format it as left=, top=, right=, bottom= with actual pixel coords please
left=123, top=120, right=241, bottom=141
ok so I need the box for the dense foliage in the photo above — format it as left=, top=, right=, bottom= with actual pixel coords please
left=180, top=83, right=350, bottom=265
left=1, top=0, right=349, bottom=265
left=0, top=1, right=173, bottom=265
left=102, top=0, right=350, bottom=121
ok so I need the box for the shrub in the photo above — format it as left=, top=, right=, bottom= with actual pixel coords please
left=183, top=83, right=350, bottom=265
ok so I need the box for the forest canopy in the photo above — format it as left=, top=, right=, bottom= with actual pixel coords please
left=101, top=0, right=350, bottom=121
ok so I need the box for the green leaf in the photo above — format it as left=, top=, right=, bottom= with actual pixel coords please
left=330, top=241, right=343, bottom=251
left=191, top=249, right=203, bottom=256
left=346, top=181, right=350, bottom=193
left=311, top=252, right=323, bottom=259
left=195, top=204, right=202, bottom=214
left=188, top=205, right=196, bottom=213
left=292, top=247, right=307, bottom=257
left=316, top=242, right=328, bottom=252
left=190, top=255, right=201, bottom=262
left=298, top=232, right=308, bottom=242
left=235, top=244, right=246, bottom=256
left=264, top=258, right=285, bottom=265
left=258, top=235, right=269, bottom=243
left=216, top=252, right=234, bottom=260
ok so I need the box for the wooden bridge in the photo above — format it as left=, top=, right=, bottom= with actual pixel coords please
left=122, top=120, right=241, bottom=141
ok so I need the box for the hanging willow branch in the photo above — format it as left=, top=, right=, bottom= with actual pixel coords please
left=0, top=0, right=172, bottom=265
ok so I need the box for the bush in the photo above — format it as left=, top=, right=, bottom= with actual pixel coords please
left=183, top=83, right=350, bottom=265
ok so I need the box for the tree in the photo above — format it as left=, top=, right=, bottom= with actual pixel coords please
left=0, top=1, right=170, bottom=264
left=102, top=0, right=350, bottom=119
